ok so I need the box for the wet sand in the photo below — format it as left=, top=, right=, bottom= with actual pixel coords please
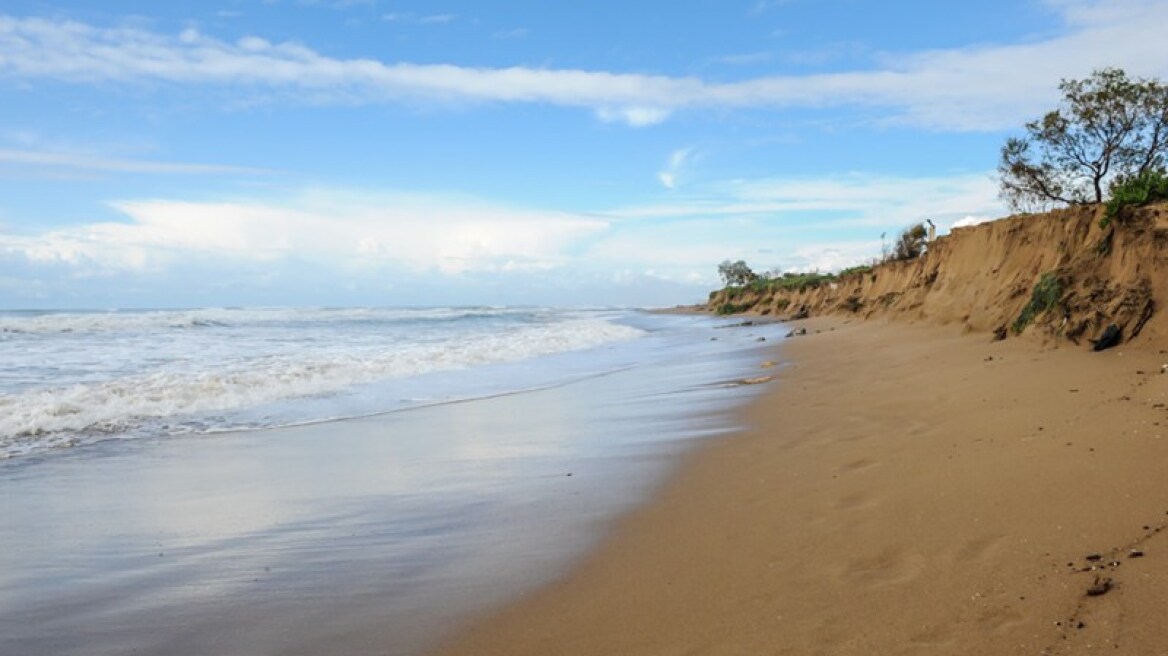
left=0, top=315, right=784, bottom=656
left=434, top=317, right=1168, bottom=655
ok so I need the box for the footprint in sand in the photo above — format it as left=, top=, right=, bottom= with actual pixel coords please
left=953, top=534, right=1007, bottom=564
left=910, top=624, right=957, bottom=647
left=976, top=605, right=1026, bottom=633
left=839, top=457, right=879, bottom=473
left=838, top=546, right=924, bottom=587
left=833, top=490, right=878, bottom=511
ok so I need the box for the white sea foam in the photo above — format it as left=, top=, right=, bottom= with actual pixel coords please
left=0, top=309, right=644, bottom=458
left=0, top=306, right=515, bottom=335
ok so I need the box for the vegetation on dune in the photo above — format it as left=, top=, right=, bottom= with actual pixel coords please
left=717, top=259, right=759, bottom=287
left=1012, top=272, right=1064, bottom=334
left=1102, top=169, right=1168, bottom=227
left=999, top=68, right=1168, bottom=211
left=710, top=269, right=841, bottom=314
left=838, top=265, right=873, bottom=278
left=705, top=69, right=1168, bottom=322
left=715, top=302, right=753, bottom=315
left=758, top=272, right=838, bottom=292
left=891, top=223, right=928, bottom=261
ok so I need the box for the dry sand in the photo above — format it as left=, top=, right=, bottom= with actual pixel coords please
left=433, top=317, right=1168, bottom=655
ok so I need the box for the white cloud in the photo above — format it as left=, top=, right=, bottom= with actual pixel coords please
left=0, top=167, right=1012, bottom=298
left=725, top=172, right=1005, bottom=225
left=783, top=241, right=882, bottom=273
left=0, top=148, right=271, bottom=175
left=3, top=3, right=1168, bottom=129
left=595, top=106, right=672, bottom=127
left=418, top=13, right=458, bottom=24
left=657, top=148, right=694, bottom=190
left=380, top=12, right=459, bottom=25
left=613, top=171, right=1004, bottom=229
left=3, top=190, right=609, bottom=276
left=713, top=52, right=773, bottom=66
left=951, top=214, right=994, bottom=229
left=748, top=0, right=795, bottom=16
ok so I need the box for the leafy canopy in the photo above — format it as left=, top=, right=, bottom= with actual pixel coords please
left=891, top=223, right=927, bottom=261
left=717, top=259, right=758, bottom=287
left=998, top=68, right=1168, bottom=211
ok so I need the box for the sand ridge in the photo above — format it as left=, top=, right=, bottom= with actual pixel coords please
left=432, top=318, right=1168, bottom=655
left=707, top=203, right=1168, bottom=348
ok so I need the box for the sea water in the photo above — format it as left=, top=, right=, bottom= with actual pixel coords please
left=0, top=307, right=784, bottom=656
left=0, top=307, right=649, bottom=458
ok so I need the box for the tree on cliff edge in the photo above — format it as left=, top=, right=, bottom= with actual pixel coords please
left=717, top=260, right=758, bottom=287
left=998, top=68, right=1168, bottom=211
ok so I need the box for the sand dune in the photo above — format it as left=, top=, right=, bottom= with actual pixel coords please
left=709, top=202, right=1168, bottom=348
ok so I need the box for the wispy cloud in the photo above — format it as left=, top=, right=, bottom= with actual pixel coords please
left=1, top=189, right=608, bottom=276
left=748, top=0, right=796, bottom=16
left=779, top=41, right=869, bottom=67
left=657, top=148, right=694, bottom=190
left=299, top=0, right=376, bottom=8
left=0, top=149, right=272, bottom=176
left=712, top=52, right=773, bottom=66
left=492, top=27, right=530, bottom=40
left=613, top=171, right=1005, bottom=233
left=381, top=12, right=458, bottom=24
left=595, top=106, right=671, bottom=128
left=2, top=169, right=1003, bottom=291
left=3, top=4, right=1168, bottom=129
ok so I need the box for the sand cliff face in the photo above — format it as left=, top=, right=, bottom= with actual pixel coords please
left=709, top=202, right=1168, bottom=347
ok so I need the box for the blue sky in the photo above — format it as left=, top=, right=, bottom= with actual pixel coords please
left=2, top=0, right=1168, bottom=308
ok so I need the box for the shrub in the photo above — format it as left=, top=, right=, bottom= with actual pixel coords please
left=838, top=265, right=873, bottom=278
left=1012, top=272, right=1063, bottom=334
left=716, top=302, right=752, bottom=315
left=773, top=271, right=837, bottom=291
left=1102, top=169, right=1168, bottom=227
left=718, top=260, right=758, bottom=287
left=892, top=224, right=928, bottom=261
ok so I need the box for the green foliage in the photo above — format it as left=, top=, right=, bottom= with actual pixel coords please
left=999, top=68, right=1168, bottom=211
left=1102, top=169, right=1168, bottom=227
left=770, top=272, right=837, bottom=291
left=723, top=271, right=839, bottom=295
left=838, top=265, right=873, bottom=278
left=1012, top=272, right=1063, bottom=334
left=717, top=259, right=758, bottom=287
left=774, top=297, right=791, bottom=310
left=892, top=224, right=928, bottom=261
left=715, top=302, right=752, bottom=315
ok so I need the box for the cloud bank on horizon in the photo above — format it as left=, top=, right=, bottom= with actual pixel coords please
left=1, top=0, right=1167, bottom=308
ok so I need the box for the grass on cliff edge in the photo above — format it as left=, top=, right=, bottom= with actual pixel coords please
left=1012, top=272, right=1063, bottom=334
left=1102, top=170, right=1168, bottom=228
left=714, top=267, right=876, bottom=315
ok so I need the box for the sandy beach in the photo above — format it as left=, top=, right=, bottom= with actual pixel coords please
left=434, top=317, right=1168, bottom=655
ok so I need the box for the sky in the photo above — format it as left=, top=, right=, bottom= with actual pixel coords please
left=3, top=0, right=1168, bottom=309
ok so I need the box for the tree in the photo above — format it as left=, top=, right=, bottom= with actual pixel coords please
left=998, top=68, right=1168, bottom=211
left=717, top=259, right=758, bottom=287
left=891, top=224, right=927, bottom=261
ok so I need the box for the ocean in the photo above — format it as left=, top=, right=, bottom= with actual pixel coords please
left=0, top=307, right=783, bottom=655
